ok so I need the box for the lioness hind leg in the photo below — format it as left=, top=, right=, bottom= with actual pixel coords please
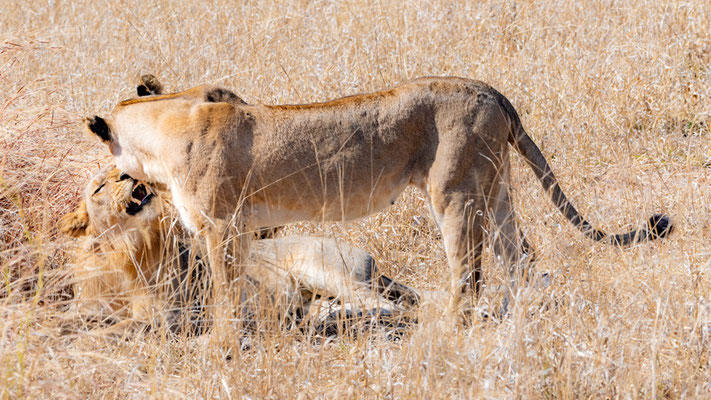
left=428, top=190, right=486, bottom=317
left=491, top=163, right=535, bottom=281
left=490, top=165, right=538, bottom=316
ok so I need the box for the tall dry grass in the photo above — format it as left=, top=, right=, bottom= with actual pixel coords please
left=1, top=0, right=709, bottom=397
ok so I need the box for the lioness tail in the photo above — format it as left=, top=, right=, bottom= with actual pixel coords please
left=498, top=95, right=672, bottom=245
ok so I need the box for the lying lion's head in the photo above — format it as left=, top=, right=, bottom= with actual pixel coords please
left=59, top=163, right=160, bottom=239
left=59, top=164, right=189, bottom=329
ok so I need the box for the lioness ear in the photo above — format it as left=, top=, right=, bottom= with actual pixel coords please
left=83, top=116, right=112, bottom=143
left=205, top=87, right=247, bottom=105
left=59, top=201, right=90, bottom=238
left=137, top=74, right=163, bottom=96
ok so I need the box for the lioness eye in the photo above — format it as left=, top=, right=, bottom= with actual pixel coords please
left=93, top=183, right=105, bottom=195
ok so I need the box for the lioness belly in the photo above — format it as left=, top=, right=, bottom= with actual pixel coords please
left=250, top=175, right=410, bottom=226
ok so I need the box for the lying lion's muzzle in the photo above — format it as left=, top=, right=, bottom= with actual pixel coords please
left=125, top=181, right=155, bottom=215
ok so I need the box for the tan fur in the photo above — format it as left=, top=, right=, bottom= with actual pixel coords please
left=59, top=165, right=165, bottom=332
left=61, top=165, right=419, bottom=335
left=86, top=76, right=671, bottom=330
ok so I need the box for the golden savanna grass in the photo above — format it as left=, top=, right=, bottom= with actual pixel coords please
left=1, top=0, right=710, bottom=397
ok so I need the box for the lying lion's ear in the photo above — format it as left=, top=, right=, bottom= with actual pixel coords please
left=83, top=116, right=112, bottom=143
left=137, top=74, right=163, bottom=96
left=59, top=201, right=90, bottom=238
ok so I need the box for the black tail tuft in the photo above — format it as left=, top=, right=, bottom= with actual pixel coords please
left=647, top=214, right=673, bottom=240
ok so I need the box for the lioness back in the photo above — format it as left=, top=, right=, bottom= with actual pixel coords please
left=204, top=77, right=508, bottom=226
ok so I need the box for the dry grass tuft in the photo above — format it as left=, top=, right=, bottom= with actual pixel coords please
left=1, top=0, right=709, bottom=397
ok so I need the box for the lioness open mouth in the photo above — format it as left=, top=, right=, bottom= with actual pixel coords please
left=126, top=181, right=154, bottom=216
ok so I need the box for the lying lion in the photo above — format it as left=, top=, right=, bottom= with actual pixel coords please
left=84, top=74, right=672, bottom=337
left=60, top=164, right=421, bottom=336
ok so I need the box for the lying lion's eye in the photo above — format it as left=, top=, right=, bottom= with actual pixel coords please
left=93, top=183, right=105, bottom=195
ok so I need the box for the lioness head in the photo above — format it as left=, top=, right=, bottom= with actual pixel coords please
left=59, top=163, right=159, bottom=239
left=83, top=74, right=247, bottom=185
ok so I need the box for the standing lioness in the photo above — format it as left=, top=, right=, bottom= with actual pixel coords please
left=85, top=76, right=672, bottom=336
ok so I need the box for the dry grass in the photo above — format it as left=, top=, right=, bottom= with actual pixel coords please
left=1, top=0, right=710, bottom=397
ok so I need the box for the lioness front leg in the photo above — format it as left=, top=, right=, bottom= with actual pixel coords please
left=203, top=221, right=233, bottom=344
left=204, top=219, right=252, bottom=345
